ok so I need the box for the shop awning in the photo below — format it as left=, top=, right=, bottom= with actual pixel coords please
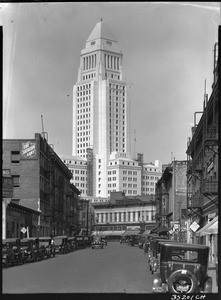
left=108, top=231, right=125, bottom=236
left=123, top=230, right=140, bottom=236
left=196, top=216, right=218, bottom=236
left=142, top=230, right=151, bottom=236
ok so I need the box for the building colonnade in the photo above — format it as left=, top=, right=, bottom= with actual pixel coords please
left=95, top=209, right=154, bottom=224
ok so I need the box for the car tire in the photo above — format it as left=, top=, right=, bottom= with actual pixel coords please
left=167, top=269, right=198, bottom=293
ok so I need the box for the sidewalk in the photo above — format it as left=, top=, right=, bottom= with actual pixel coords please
left=208, top=263, right=218, bottom=293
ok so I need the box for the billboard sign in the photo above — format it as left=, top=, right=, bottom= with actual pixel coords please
left=21, top=141, right=37, bottom=159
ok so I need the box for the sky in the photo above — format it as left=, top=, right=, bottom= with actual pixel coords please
left=2, top=2, right=220, bottom=165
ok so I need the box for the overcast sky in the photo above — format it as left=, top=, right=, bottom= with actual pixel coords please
left=2, top=2, right=220, bottom=165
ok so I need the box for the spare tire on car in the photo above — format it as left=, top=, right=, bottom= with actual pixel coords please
left=167, top=269, right=198, bottom=293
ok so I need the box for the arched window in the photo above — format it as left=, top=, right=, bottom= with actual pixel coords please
left=86, top=57, right=88, bottom=70
left=89, top=56, right=91, bottom=69
left=117, top=57, right=119, bottom=70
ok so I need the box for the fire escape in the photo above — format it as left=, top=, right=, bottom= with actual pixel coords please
left=186, top=42, right=218, bottom=219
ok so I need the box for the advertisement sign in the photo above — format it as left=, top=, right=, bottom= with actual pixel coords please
left=2, top=177, right=13, bottom=198
left=20, top=141, right=37, bottom=159
left=2, top=169, right=11, bottom=177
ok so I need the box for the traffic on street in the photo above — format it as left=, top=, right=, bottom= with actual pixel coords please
left=2, top=232, right=217, bottom=293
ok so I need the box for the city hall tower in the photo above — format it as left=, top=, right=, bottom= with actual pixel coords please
left=72, top=19, right=131, bottom=198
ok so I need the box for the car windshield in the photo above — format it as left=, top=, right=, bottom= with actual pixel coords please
left=171, top=249, right=199, bottom=262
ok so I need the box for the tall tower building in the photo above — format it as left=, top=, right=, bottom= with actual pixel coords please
left=72, top=19, right=131, bottom=198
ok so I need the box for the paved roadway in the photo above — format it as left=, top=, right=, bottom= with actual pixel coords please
left=3, top=241, right=153, bottom=294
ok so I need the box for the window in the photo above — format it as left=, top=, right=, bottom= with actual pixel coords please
left=12, top=175, right=20, bottom=187
left=11, top=151, right=20, bottom=163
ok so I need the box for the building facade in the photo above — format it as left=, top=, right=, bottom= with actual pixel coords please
left=186, top=42, right=218, bottom=264
left=77, top=199, right=95, bottom=236
left=3, top=133, right=80, bottom=237
left=93, top=192, right=156, bottom=232
left=155, top=160, right=187, bottom=242
left=72, top=19, right=131, bottom=198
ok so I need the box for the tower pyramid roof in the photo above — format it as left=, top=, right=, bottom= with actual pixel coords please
left=87, top=19, right=117, bottom=42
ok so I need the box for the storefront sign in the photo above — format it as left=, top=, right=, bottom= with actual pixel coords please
left=21, top=141, right=37, bottom=159
left=2, top=177, right=13, bottom=198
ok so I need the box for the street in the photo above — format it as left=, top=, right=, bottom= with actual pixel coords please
left=3, top=241, right=153, bottom=293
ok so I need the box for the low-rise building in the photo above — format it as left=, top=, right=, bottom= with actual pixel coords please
left=93, top=192, right=156, bottom=232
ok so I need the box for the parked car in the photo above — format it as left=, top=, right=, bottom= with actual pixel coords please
left=101, top=237, right=107, bottom=246
left=138, top=235, right=147, bottom=249
left=53, top=236, right=68, bottom=254
left=76, top=235, right=86, bottom=249
left=152, top=242, right=212, bottom=293
left=149, top=238, right=173, bottom=274
left=2, top=238, right=25, bottom=267
left=20, top=237, right=41, bottom=263
left=120, top=236, right=127, bottom=244
left=67, top=237, right=77, bottom=252
left=39, top=237, right=55, bottom=259
left=91, top=236, right=103, bottom=249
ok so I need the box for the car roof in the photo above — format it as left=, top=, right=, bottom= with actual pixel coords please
left=3, top=238, right=20, bottom=243
left=53, top=235, right=68, bottom=238
left=20, top=237, right=39, bottom=241
left=39, top=237, right=51, bottom=240
left=160, top=242, right=209, bottom=250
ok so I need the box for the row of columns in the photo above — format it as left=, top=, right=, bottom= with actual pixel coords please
left=96, top=211, right=152, bottom=223
left=83, top=54, right=97, bottom=71
left=104, top=54, right=120, bottom=70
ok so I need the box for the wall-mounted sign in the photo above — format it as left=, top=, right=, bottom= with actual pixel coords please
left=190, top=221, right=200, bottom=232
left=21, top=141, right=37, bottom=159
left=2, top=169, right=11, bottom=177
left=2, top=177, right=13, bottom=198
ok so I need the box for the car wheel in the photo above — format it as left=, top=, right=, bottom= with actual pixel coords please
left=167, top=270, right=198, bottom=293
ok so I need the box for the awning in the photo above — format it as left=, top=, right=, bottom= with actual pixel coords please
left=123, top=230, right=140, bottom=236
left=142, top=230, right=151, bottom=235
left=196, top=216, right=218, bottom=236
left=108, top=231, right=125, bottom=236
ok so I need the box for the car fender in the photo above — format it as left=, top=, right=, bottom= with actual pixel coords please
left=203, top=276, right=212, bottom=293
left=152, top=271, right=162, bottom=292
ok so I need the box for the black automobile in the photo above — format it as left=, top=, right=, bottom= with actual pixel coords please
left=20, top=237, right=42, bottom=263
left=91, top=236, right=103, bottom=249
left=101, top=236, right=107, bottom=246
left=53, top=236, right=68, bottom=254
left=2, top=238, right=25, bottom=267
left=76, top=235, right=86, bottom=249
left=39, top=237, right=55, bottom=259
left=152, top=242, right=212, bottom=293
left=138, top=235, right=147, bottom=249
left=67, top=237, right=77, bottom=252
left=149, top=238, right=173, bottom=274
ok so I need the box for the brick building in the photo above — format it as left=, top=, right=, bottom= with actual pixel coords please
left=3, top=133, right=80, bottom=237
